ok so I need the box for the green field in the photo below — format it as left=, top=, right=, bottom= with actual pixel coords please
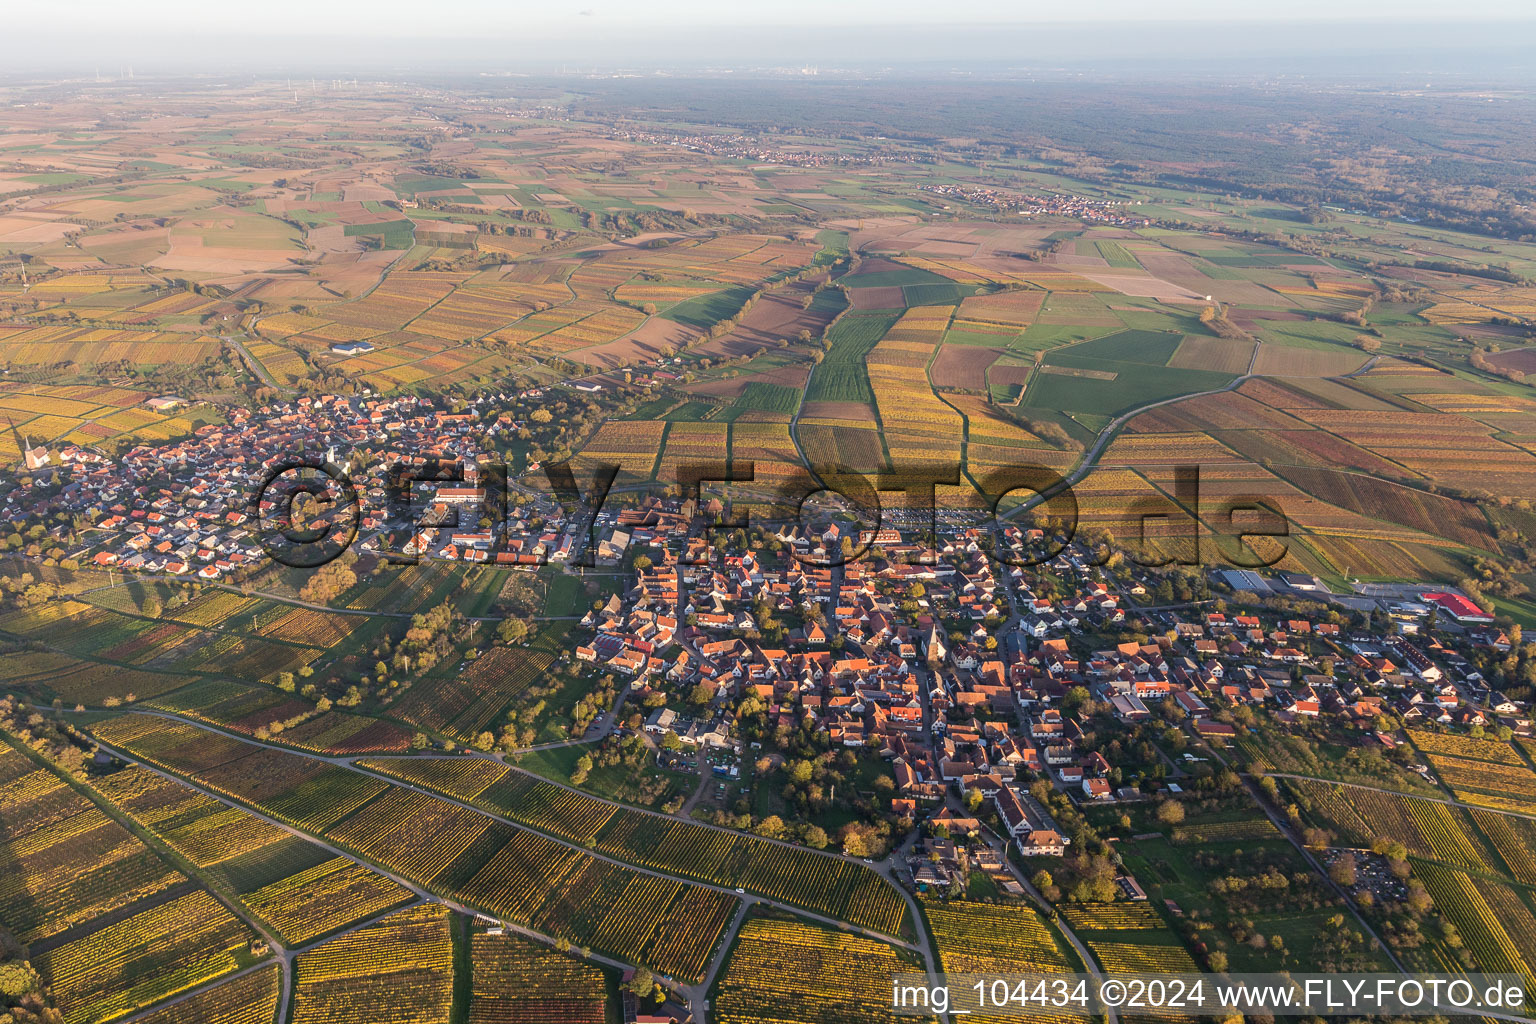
left=1026, top=363, right=1234, bottom=417
left=1093, top=239, right=1142, bottom=269
left=902, top=281, right=965, bottom=306
left=392, top=174, right=472, bottom=197
left=815, top=229, right=850, bottom=262
left=841, top=266, right=954, bottom=289
left=1204, top=251, right=1329, bottom=267
left=731, top=382, right=803, bottom=416
left=803, top=311, right=900, bottom=405
left=1052, top=329, right=1185, bottom=367
left=661, top=285, right=757, bottom=330
left=344, top=219, right=414, bottom=249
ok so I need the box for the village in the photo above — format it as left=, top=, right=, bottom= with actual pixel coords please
left=918, top=183, right=1152, bottom=225
left=6, top=402, right=1535, bottom=905
left=6, top=390, right=576, bottom=579
left=561, top=491, right=1533, bottom=898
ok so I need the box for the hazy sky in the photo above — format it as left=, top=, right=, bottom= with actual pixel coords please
left=4, top=1, right=1533, bottom=74
left=12, top=0, right=1536, bottom=36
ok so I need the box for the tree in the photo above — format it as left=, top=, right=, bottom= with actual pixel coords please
left=753, top=815, right=786, bottom=839
left=1061, top=686, right=1091, bottom=714
left=570, top=753, right=593, bottom=785
left=497, top=617, right=530, bottom=644
left=299, top=560, right=356, bottom=605
left=1330, top=852, right=1358, bottom=888
left=1155, top=799, right=1186, bottom=826
left=803, top=824, right=829, bottom=849
left=1207, top=951, right=1228, bottom=973
left=626, top=967, right=654, bottom=998
left=840, top=822, right=887, bottom=858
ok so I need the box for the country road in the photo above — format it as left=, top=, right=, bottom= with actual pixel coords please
left=1256, top=771, right=1536, bottom=823
left=223, top=334, right=286, bottom=392
left=57, top=704, right=947, bottom=1024
left=1002, top=339, right=1264, bottom=521
left=1198, top=742, right=1408, bottom=974
left=689, top=899, right=751, bottom=1024
left=68, top=708, right=915, bottom=943
left=86, top=731, right=714, bottom=1016
left=1001, top=345, right=1383, bottom=522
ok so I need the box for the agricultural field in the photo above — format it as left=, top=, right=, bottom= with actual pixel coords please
left=361, top=754, right=907, bottom=935
left=358, top=757, right=619, bottom=843
left=452, top=830, right=736, bottom=981
left=388, top=639, right=557, bottom=744
left=290, top=903, right=453, bottom=1024
left=1059, top=902, right=1166, bottom=931
left=129, top=964, right=281, bottom=1024
left=591, top=811, right=908, bottom=936
left=0, top=598, right=328, bottom=701
left=0, top=745, right=187, bottom=946
left=713, top=915, right=928, bottom=1024
left=922, top=894, right=1079, bottom=1022
left=82, top=714, right=737, bottom=978
left=1415, top=864, right=1536, bottom=1004
left=1405, top=730, right=1536, bottom=813
left=32, top=890, right=257, bottom=1024
left=240, top=856, right=414, bottom=945
left=469, top=931, right=608, bottom=1024
left=92, top=763, right=292, bottom=867
left=1287, top=774, right=1536, bottom=883
left=0, top=381, right=215, bottom=457
left=88, top=714, right=391, bottom=832
left=11, top=71, right=1536, bottom=1024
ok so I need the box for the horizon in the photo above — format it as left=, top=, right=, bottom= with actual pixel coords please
left=2, top=16, right=1534, bottom=77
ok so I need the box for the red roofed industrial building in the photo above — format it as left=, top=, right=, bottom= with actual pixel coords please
left=1422, top=592, right=1494, bottom=624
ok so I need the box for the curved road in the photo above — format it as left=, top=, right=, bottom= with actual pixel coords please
left=1003, top=339, right=1262, bottom=521
left=223, top=334, right=287, bottom=393
left=1003, top=347, right=1382, bottom=521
